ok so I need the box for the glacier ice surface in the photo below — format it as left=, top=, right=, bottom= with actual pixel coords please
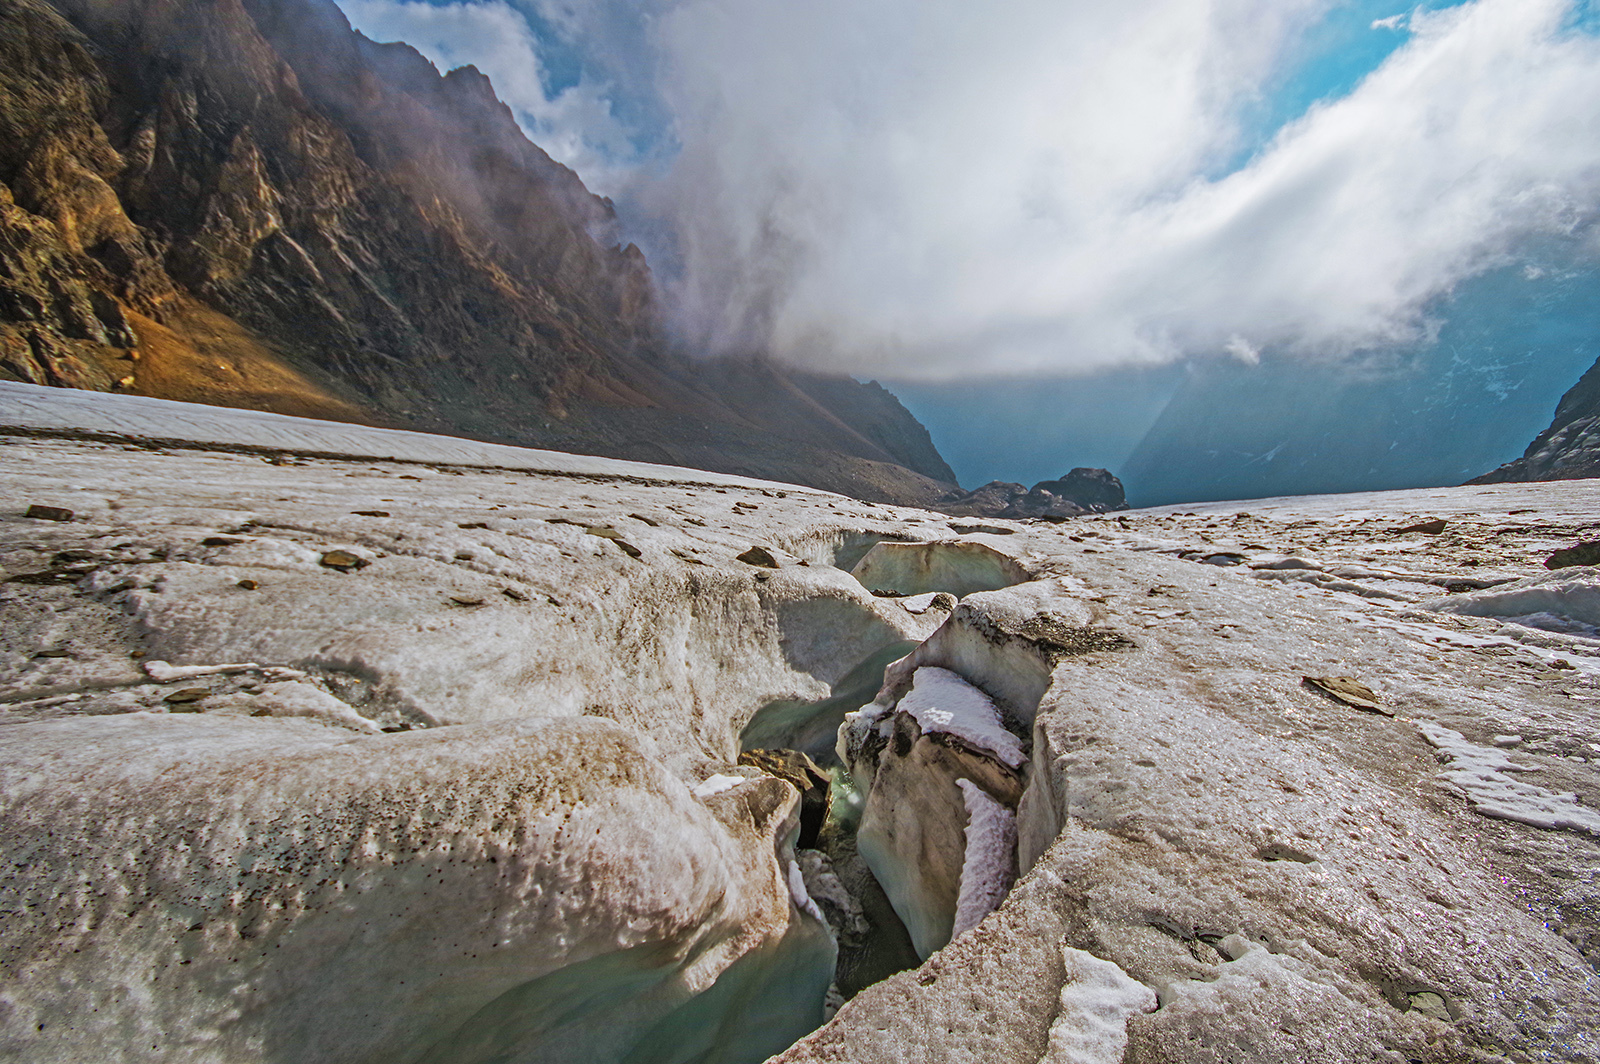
left=3, top=386, right=1599, bottom=1064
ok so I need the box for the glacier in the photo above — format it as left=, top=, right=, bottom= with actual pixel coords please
left=0, top=381, right=1596, bottom=1063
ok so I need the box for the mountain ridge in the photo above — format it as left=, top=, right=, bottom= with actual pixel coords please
left=0, top=0, right=958, bottom=503
left=1472, top=350, right=1600, bottom=485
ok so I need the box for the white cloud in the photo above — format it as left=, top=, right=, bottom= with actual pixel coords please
left=1225, top=335, right=1262, bottom=364
left=634, top=0, right=1600, bottom=377
left=335, top=0, right=1600, bottom=380
left=1371, top=13, right=1409, bottom=31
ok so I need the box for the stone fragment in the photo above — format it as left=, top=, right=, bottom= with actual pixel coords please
left=1302, top=675, right=1391, bottom=715
left=352, top=510, right=390, bottom=517
left=237, top=579, right=259, bottom=590
left=1406, top=991, right=1451, bottom=1021
left=586, top=526, right=642, bottom=557
left=6, top=569, right=83, bottom=585
left=319, top=550, right=368, bottom=571
left=163, top=687, right=210, bottom=705
left=1395, top=519, right=1448, bottom=535
left=740, top=748, right=831, bottom=848
left=24, top=504, right=73, bottom=521
left=737, top=546, right=781, bottom=568
left=1545, top=539, right=1600, bottom=569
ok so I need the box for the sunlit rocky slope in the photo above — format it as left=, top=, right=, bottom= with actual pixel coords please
left=0, top=0, right=956, bottom=504
left=1, top=381, right=1595, bottom=1063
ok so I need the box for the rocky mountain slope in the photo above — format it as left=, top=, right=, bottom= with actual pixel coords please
left=1472, top=352, right=1600, bottom=484
left=1, top=383, right=1596, bottom=1063
left=0, top=0, right=957, bottom=503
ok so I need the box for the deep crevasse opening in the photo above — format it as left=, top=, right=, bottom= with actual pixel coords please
left=841, top=663, right=1030, bottom=958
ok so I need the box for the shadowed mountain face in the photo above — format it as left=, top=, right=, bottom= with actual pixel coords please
left=1119, top=263, right=1600, bottom=507
left=1474, top=319, right=1600, bottom=486
left=0, top=0, right=956, bottom=503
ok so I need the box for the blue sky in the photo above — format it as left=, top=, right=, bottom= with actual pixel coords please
left=1224, top=1, right=1462, bottom=172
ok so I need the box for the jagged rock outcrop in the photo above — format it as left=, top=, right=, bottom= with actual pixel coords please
left=936, top=467, right=1128, bottom=520
left=1033, top=467, right=1127, bottom=511
left=1472, top=354, right=1600, bottom=484
left=0, top=0, right=957, bottom=504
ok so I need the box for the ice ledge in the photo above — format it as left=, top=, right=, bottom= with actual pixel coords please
left=0, top=381, right=819, bottom=494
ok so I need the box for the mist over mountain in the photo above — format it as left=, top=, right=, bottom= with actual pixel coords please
left=0, top=0, right=959, bottom=504
left=1118, top=259, right=1600, bottom=505
left=327, top=0, right=1600, bottom=506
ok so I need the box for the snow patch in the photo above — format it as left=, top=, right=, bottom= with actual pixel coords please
left=1043, top=946, right=1157, bottom=1064
left=1155, top=939, right=1337, bottom=1033
left=952, top=780, right=1017, bottom=937
left=1346, top=613, right=1600, bottom=676
left=897, top=667, right=1026, bottom=769
left=787, top=859, right=827, bottom=924
left=898, top=592, right=952, bottom=615
left=1417, top=721, right=1600, bottom=836
left=1426, top=569, right=1600, bottom=632
left=1499, top=612, right=1600, bottom=638
left=143, top=660, right=306, bottom=682
left=692, top=774, right=751, bottom=798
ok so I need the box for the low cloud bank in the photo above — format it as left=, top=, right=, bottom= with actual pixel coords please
left=339, top=0, right=1600, bottom=379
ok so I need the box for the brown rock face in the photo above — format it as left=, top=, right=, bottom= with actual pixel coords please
left=0, top=0, right=959, bottom=504
left=738, top=748, right=832, bottom=848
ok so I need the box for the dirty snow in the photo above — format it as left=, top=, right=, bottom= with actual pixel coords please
left=0, top=380, right=802, bottom=492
